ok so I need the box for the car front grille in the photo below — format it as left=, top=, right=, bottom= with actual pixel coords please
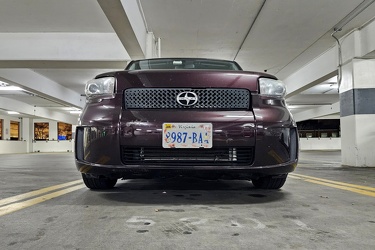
left=121, top=147, right=254, bottom=166
left=124, top=88, right=250, bottom=109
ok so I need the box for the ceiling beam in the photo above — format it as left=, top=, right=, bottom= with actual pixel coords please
left=293, top=102, right=340, bottom=122
left=0, top=69, right=84, bottom=108
left=0, top=97, right=78, bottom=124
left=284, top=46, right=338, bottom=98
left=98, top=0, right=145, bottom=59
left=284, top=18, right=375, bottom=99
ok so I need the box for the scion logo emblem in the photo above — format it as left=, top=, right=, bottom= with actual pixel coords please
left=176, top=91, right=198, bottom=106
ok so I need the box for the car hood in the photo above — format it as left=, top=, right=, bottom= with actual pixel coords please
left=98, top=70, right=276, bottom=92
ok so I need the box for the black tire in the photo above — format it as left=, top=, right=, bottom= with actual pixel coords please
left=252, top=174, right=288, bottom=189
left=81, top=173, right=117, bottom=189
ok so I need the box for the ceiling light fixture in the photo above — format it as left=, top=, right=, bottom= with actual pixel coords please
left=7, top=111, right=20, bottom=115
left=0, top=86, right=24, bottom=91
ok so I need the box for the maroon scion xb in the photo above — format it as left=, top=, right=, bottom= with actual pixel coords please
left=75, top=58, right=298, bottom=189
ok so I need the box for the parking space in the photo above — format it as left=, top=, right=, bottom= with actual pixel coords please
left=1, top=151, right=375, bottom=249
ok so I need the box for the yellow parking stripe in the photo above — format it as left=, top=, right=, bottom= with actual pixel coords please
left=290, top=173, right=375, bottom=197
left=291, top=173, right=375, bottom=192
left=305, top=179, right=375, bottom=197
left=0, top=179, right=82, bottom=207
left=0, top=184, right=85, bottom=217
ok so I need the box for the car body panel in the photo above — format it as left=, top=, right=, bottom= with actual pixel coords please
left=75, top=59, right=298, bottom=181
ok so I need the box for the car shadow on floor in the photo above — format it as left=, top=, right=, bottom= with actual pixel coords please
left=83, top=177, right=290, bottom=206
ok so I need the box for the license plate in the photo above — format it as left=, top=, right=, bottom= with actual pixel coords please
left=162, top=123, right=212, bottom=148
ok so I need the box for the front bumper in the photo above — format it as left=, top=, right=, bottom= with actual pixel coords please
left=75, top=124, right=298, bottom=179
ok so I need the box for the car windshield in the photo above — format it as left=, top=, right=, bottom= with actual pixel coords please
left=126, top=58, right=242, bottom=71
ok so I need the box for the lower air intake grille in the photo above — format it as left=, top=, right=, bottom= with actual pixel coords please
left=121, top=147, right=254, bottom=166
left=124, top=88, right=250, bottom=109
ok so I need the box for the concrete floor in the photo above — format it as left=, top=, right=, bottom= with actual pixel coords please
left=0, top=151, right=374, bottom=250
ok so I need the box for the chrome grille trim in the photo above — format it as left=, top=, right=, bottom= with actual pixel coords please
left=124, top=88, right=250, bottom=109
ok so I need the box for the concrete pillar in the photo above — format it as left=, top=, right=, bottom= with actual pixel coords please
left=21, top=118, right=33, bottom=152
left=145, top=32, right=157, bottom=58
left=49, top=121, right=58, bottom=141
left=145, top=32, right=156, bottom=58
left=2, top=116, right=10, bottom=140
left=340, top=59, right=375, bottom=167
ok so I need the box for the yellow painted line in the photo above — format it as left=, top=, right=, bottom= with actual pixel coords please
left=304, top=179, right=375, bottom=198
left=0, top=184, right=85, bottom=217
left=291, top=173, right=375, bottom=192
left=0, top=179, right=82, bottom=207
left=289, top=175, right=301, bottom=179
left=290, top=173, right=375, bottom=197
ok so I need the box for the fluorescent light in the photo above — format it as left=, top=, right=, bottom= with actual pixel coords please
left=7, top=111, right=20, bottom=115
left=63, top=107, right=81, bottom=111
left=0, top=86, right=24, bottom=91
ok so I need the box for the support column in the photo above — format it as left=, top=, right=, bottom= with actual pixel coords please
left=340, top=59, right=375, bottom=167
left=145, top=32, right=156, bottom=58
left=21, top=118, right=33, bottom=153
left=49, top=121, right=58, bottom=141
left=3, top=116, right=10, bottom=140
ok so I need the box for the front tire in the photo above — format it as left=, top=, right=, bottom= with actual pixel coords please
left=252, top=174, right=287, bottom=189
left=81, top=173, right=117, bottom=189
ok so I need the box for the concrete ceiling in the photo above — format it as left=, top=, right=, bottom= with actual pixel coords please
left=0, top=0, right=375, bottom=123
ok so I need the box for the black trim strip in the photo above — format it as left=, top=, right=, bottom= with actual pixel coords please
left=340, top=88, right=375, bottom=117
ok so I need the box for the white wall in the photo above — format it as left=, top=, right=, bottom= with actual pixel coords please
left=32, top=140, right=74, bottom=153
left=299, top=137, right=341, bottom=151
left=32, top=119, right=74, bottom=152
left=0, top=140, right=27, bottom=154
left=0, top=116, right=74, bottom=154
left=0, top=114, right=22, bottom=140
left=0, top=114, right=28, bottom=154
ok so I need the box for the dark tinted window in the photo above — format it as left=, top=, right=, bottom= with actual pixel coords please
left=127, top=58, right=241, bottom=71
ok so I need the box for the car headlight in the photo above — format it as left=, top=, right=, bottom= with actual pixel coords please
left=259, top=78, right=286, bottom=98
left=85, top=77, right=116, bottom=97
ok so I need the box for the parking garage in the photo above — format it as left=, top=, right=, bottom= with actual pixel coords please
left=1, top=0, right=375, bottom=249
